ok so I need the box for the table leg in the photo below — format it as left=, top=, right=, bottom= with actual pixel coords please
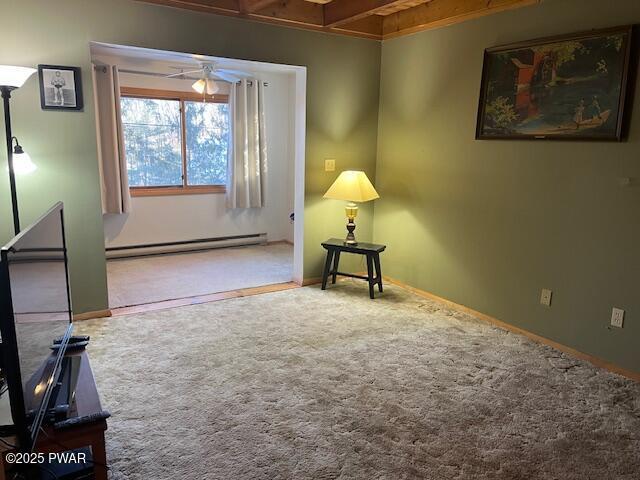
left=321, top=250, right=334, bottom=290
left=366, top=254, right=375, bottom=299
left=331, top=251, right=341, bottom=284
left=374, top=253, right=383, bottom=292
left=92, top=435, right=108, bottom=480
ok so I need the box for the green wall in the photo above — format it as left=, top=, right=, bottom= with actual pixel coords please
left=374, top=0, right=640, bottom=372
left=0, top=0, right=381, bottom=313
left=2, top=0, right=637, bottom=373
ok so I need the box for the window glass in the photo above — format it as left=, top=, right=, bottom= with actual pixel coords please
left=121, top=97, right=182, bottom=187
left=185, top=101, right=229, bottom=186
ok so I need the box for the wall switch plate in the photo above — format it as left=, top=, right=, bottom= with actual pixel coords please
left=324, top=159, right=335, bottom=172
left=540, top=289, right=552, bottom=307
left=611, top=308, right=625, bottom=328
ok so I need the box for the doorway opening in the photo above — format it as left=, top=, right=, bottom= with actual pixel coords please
left=90, top=42, right=306, bottom=311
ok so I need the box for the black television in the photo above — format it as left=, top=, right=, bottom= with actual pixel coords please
left=0, top=202, right=74, bottom=451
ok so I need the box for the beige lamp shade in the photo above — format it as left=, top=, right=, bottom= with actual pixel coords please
left=323, top=170, right=379, bottom=203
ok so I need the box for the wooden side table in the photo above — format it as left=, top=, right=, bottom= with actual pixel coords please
left=321, top=238, right=386, bottom=299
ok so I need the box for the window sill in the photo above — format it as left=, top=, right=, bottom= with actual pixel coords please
left=130, top=186, right=226, bottom=197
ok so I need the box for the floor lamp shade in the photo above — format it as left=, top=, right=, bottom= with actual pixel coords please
left=12, top=146, right=36, bottom=175
left=323, top=171, right=379, bottom=245
left=0, top=65, right=37, bottom=88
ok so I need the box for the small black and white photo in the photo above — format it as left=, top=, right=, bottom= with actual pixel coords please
left=38, top=65, right=83, bottom=111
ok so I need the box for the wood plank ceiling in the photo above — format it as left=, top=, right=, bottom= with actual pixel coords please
left=135, top=0, right=541, bottom=40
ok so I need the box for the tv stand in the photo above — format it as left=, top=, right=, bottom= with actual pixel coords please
left=0, top=350, right=109, bottom=480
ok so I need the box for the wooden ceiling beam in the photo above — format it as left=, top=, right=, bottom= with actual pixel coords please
left=134, top=0, right=382, bottom=39
left=250, top=0, right=324, bottom=26
left=238, top=0, right=281, bottom=13
left=324, top=0, right=409, bottom=27
left=134, top=0, right=543, bottom=40
left=332, top=14, right=384, bottom=37
left=382, top=0, right=540, bottom=39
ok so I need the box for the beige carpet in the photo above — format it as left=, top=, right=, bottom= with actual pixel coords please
left=77, top=282, right=640, bottom=480
left=106, top=243, right=293, bottom=308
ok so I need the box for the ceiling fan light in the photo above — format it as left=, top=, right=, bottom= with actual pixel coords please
left=205, top=79, right=220, bottom=95
left=192, top=78, right=206, bottom=94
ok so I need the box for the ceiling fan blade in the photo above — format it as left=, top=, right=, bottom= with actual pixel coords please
left=213, top=71, right=241, bottom=83
left=165, top=68, right=203, bottom=78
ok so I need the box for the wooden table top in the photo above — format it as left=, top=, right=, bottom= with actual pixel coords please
left=321, top=238, right=386, bottom=254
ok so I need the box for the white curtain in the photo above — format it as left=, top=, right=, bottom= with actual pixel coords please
left=91, top=63, right=131, bottom=214
left=226, top=79, right=267, bottom=209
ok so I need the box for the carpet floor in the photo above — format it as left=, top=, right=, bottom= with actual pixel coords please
left=106, top=243, right=293, bottom=308
left=76, top=282, right=640, bottom=480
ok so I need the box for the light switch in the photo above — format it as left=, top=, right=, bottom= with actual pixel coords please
left=324, top=159, right=335, bottom=172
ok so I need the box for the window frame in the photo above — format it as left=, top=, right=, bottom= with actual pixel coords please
left=120, top=87, right=230, bottom=197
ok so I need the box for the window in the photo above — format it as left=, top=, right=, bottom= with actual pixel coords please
left=120, top=87, right=229, bottom=196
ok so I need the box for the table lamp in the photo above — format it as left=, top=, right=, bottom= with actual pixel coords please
left=323, top=170, right=379, bottom=246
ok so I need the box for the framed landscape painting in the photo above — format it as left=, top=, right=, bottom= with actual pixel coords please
left=476, top=26, right=633, bottom=141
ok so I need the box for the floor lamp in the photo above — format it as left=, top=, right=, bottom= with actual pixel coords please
left=0, top=65, right=36, bottom=235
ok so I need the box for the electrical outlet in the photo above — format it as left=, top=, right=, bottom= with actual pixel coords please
left=324, top=159, right=335, bottom=172
left=540, top=289, right=552, bottom=307
left=611, top=308, right=625, bottom=328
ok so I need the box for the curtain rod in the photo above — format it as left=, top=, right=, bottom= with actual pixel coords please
left=92, top=65, right=269, bottom=86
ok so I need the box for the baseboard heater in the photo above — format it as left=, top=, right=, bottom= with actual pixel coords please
left=105, top=233, right=268, bottom=259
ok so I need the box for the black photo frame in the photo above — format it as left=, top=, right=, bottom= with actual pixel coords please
left=476, top=26, right=634, bottom=141
left=38, top=64, right=83, bottom=111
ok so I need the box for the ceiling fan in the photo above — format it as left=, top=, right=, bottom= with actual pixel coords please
left=165, top=62, right=246, bottom=94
